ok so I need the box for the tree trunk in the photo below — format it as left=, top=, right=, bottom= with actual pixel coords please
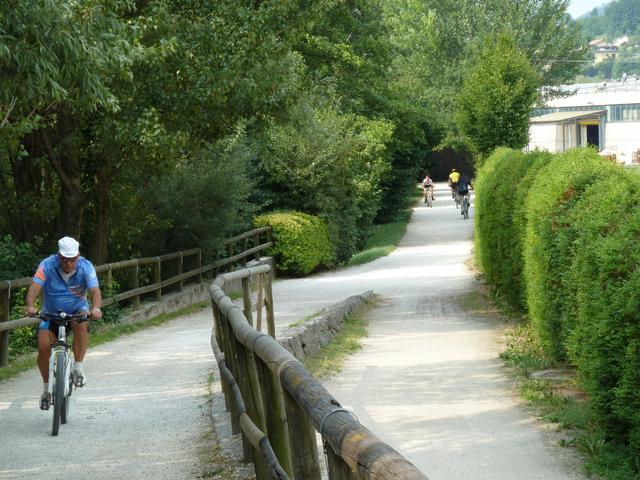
left=43, top=105, right=84, bottom=240
left=11, top=130, right=56, bottom=243
left=87, top=159, right=112, bottom=264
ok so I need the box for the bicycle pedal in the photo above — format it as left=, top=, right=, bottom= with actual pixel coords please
left=40, top=395, right=51, bottom=411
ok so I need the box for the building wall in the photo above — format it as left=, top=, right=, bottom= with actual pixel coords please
left=605, top=122, right=640, bottom=163
left=528, top=124, right=560, bottom=152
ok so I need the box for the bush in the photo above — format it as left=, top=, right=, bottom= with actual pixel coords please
left=254, top=211, right=333, bottom=275
left=475, top=148, right=552, bottom=311
left=476, top=146, right=640, bottom=456
left=567, top=174, right=640, bottom=451
left=0, top=235, right=41, bottom=280
left=523, top=148, right=624, bottom=360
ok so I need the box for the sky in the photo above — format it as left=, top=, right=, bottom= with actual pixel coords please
left=567, top=0, right=612, bottom=19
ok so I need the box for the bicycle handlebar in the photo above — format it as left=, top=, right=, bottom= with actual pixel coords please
left=38, top=311, right=90, bottom=323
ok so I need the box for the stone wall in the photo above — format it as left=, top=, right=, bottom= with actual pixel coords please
left=278, top=290, right=374, bottom=361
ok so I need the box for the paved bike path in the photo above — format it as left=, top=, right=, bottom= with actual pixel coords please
left=269, top=182, right=587, bottom=479
left=0, top=182, right=586, bottom=479
left=0, top=310, right=216, bottom=479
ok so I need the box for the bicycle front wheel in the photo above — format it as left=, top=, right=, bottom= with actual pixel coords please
left=52, top=351, right=65, bottom=436
left=61, top=382, right=70, bottom=424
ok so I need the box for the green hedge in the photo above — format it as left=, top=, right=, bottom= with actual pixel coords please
left=567, top=173, right=640, bottom=449
left=474, top=148, right=551, bottom=311
left=476, top=146, right=640, bottom=457
left=523, top=149, right=624, bottom=360
left=254, top=211, right=333, bottom=275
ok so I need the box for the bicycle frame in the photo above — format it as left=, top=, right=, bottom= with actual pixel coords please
left=48, top=324, right=73, bottom=400
left=40, top=311, right=88, bottom=435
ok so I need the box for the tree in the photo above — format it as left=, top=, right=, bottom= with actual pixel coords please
left=0, top=0, right=133, bottom=246
left=456, top=34, right=540, bottom=160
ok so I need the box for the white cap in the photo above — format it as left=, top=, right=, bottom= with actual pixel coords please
left=58, top=236, right=80, bottom=258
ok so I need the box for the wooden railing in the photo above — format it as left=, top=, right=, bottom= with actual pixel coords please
left=210, top=264, right=428, bottom=480
left=0, top=227, right=272, bottom=367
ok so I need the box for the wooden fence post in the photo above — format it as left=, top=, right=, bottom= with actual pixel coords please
left=283, top=388, right=322, bottom=479
left=265, top=270, right=276, bottom=338
left=255, top=356, right=294, bottom=477
left=220, top=312, right=242, bottom=437
left=153, top=257, right=162, bottom=301
left=242, top=238, right=249, bottom=267
left=131, top=261, right=140, bottom=308
left=326, top=446, right=359, bottom=480
left=227, top=243, right=234, bottom=272
left=242, top=277, right=253, bottom=326
left=177, top=252, right=184, bottom=292
left=196, top=249, right=203, bottom=283
left=0, top=284, right=10, bottom=368
left=256, top=274, right=264, bottom=332
left=105, top=264, right=112, bottom=288
left=254, top=233, right=260, bottom=261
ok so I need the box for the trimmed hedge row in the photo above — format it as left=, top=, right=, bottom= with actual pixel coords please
left=474, top=147, right=552, bottom=310
left=476, top=147, right=640, bottom=456
left=254, top=211, right=333, bottom=276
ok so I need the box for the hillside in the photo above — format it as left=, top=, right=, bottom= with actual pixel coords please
left=576, top=0, right=640, bottom=81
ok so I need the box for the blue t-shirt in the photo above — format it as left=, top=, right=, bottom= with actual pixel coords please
left=32, top=255, right=99, bottom=314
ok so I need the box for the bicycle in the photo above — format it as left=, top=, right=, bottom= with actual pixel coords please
left=453, top=190, right=461, bottom=208
left=39, top=311, right=89, bottom=436
left=424, top=186, right=434, bottom=207
left=460, top=192, right=470, bottom=219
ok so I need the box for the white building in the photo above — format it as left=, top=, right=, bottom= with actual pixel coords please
left=528, top=79, right=640, bottom=165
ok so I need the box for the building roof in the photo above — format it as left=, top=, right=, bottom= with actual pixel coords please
left=530, top=110, right=606, bottom=123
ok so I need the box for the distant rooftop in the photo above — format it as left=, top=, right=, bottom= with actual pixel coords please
left=541, top=77, right=640, bottom=107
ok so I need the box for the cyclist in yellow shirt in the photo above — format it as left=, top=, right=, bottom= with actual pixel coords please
left=448, top=169, right=461, bottom=197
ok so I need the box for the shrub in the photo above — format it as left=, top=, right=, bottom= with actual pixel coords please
left=475, top=148, right=552, bottom=311
left=254, top=211, right=333, bottom=275
left=567, top=174, right=640, bottom=452
left=0, top=235, right=41, bottom=280
left=523, top=148, right=624, bottom=359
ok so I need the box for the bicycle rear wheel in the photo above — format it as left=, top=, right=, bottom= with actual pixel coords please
left=52, top=351, right=65, bottom=436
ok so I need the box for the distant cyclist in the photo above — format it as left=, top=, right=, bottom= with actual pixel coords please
left=448, top=169, right=461, bottom=196
left=457, top=174, right=473, bottom=213
left=24, top=236, right=103, bottom=409
left=421, top=173, right=435, bottom=201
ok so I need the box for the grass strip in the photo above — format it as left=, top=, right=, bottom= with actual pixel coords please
left=0, top=301, right=209, bottom=383
left=302, top=300, right=376, bottom=378
left=347, top=195, right=419, bottom=267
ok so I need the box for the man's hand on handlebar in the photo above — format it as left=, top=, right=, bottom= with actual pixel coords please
left=90, top=307, right=103, bottom=320
left=25, top=306, right=38, bottom=317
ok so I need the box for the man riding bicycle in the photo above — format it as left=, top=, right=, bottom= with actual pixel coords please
left=448, top=169, right=461, bottom=196
left=24, top=236, right=103, bottom=409
left=457, top=174, right=473, bottom=213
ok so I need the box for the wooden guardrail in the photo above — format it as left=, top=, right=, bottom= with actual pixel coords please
left=210, top=264, right=428, bottom=480
left=0, top=226, right=272, bottom=367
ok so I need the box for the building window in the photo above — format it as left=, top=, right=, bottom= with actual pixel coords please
left=609, top=104, right=640, bottom=122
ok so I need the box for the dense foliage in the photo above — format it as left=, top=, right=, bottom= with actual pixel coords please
left=474, top=148, right=551, bottom=310
left=578, top=0, right=640, bottom=39
left=254, top=212, right=332, bottom=276
left=0, top=0, right=586, bottom=274
left=476, top=148, right=640, bottom=460
left=456, top=34, right=540, bottom=160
